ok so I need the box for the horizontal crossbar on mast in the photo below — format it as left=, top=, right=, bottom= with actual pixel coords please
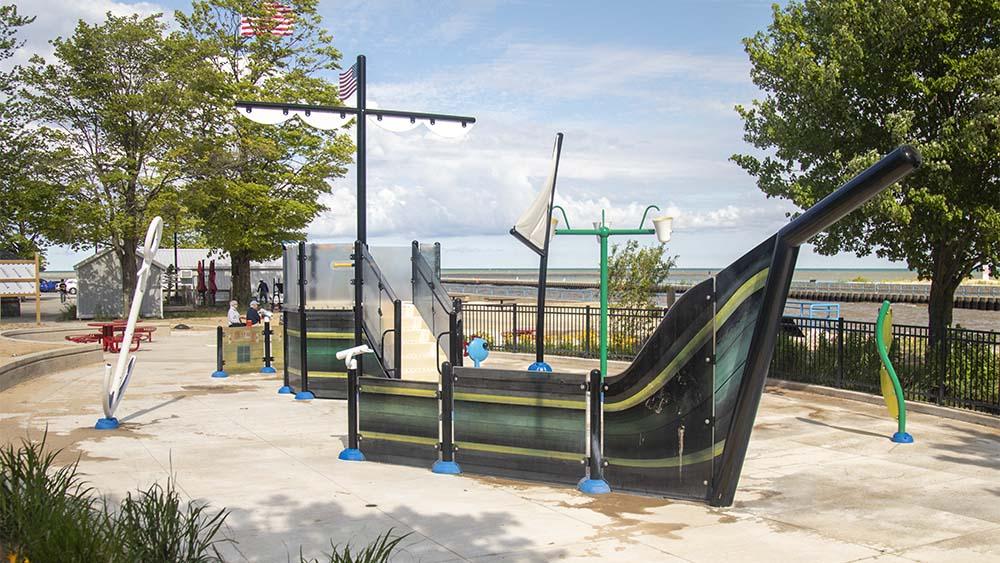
left=235, top=100, right=476, bottom=125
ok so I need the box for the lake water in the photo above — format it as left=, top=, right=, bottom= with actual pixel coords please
left=443, top=268, right=919, bottom=284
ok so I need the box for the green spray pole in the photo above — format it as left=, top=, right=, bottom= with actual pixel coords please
left=875, top=300, right=913, bottom=443
left=554, top=206, right=663, bottom=377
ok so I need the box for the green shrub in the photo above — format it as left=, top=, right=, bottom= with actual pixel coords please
left=0, top=436, right=112, bottom=562
left=111, top=476, right=230, bottom=562
left=0, top=435, right=229, bottom=563
left=299, top=530, right=409, bottom=563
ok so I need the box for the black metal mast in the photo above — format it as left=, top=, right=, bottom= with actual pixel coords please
left=237, top=54, right=477, bottom=352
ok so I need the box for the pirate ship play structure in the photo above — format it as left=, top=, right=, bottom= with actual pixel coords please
left=275, top=144, right=920, bottom=507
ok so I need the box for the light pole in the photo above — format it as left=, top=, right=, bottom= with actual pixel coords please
left=554, top=205, right=673, bottom=377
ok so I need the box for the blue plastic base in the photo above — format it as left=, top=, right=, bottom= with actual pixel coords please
left=577, top=477, right=611, bottom=494
left=95, top=417, right=119, bottom=430
left=277, top=385, right=294, bottom=395
left=431, top=460, right=462, bottom=475
left=211, top=370, right=228, bottom=378
left=260, top=366, right=277, bottom=374
left=294, top=390, right=315, bottom=401
left=338, top=448, right=366, bottom=462
left=528, top=361, right=553, bottom=372
left=891, top=431, right=914, bottom=444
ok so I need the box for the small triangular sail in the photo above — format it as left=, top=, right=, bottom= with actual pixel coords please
left=511, top=133, right=563, bottom=255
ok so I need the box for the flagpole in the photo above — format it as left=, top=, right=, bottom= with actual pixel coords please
left=355, top=54, right=367, bottom=356
left=356, top=54, right=367, bottom=245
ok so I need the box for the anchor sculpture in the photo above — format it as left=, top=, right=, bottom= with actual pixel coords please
left=96, top=216, right=163, bottom=430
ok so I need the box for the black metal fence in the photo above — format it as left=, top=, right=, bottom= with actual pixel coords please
left=462, top=303, right=667, bottom=361
left=462, top=303, right=1000, bottom=415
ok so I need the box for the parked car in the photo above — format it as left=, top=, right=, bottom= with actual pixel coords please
left=65, top=279, right=77, bottom=295
left=39, top=279, right=57, bottom=292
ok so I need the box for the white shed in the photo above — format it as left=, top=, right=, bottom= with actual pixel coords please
left=74, top=249, right=165, bottom=319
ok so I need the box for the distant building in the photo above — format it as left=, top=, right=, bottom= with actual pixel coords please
left=74, top=249, right=165, bottom=319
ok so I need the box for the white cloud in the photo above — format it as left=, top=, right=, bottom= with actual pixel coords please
left=9, top=0, right=168, bottom=67
left=368, top=42, right=752, bottom=115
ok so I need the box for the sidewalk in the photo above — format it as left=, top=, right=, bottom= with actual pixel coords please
left=0, top=330, right=997, bottom=561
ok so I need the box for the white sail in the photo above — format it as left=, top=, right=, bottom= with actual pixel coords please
left=511, top=133, right=563, bottom=255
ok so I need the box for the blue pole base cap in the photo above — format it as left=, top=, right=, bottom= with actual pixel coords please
left=277, top=385, right=294, bottom=394
left=294, top=390, right=315, bottom=401
left=211, top=370, right=228, bottom=378
left=431, top=460, right=462, bottom=475
left=891, top=431, right=914, bottom=444
left=528, top=361, right=553, bottom=372
left=338, top=448, right=365, bottom=462
left=95, top=417, right=120, bottom=430
left=261, top=366, right=277, bottom=374
left=577, top=477, right=611, bottom=495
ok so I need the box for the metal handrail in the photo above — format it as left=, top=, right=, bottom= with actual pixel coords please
left=360, top=245, right=401, bottom=303
left=358, top=243, right=402, bottom=379
left=413, top=251, right=454, bottom=314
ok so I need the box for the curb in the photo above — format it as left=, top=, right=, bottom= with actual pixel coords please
left=766, top=378, right=999, bottom=430
left=0, top=345, right=103, bottom=393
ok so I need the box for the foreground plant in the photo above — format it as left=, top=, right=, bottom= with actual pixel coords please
left=299, top=530, right=410, bottom=563
left=0, top=436, right=110, bottom=562
left=0, top=435, right=230, bottom=562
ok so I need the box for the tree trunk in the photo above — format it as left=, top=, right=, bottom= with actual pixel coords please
left=927, top=276, right=959, bottom=349
left=927, top=247, right=965, bottom=404
left=230, top=249, right=253, bottom=307
left=119, top=240, right=139, bottom=319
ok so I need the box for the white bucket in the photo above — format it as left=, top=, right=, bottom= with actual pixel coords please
left=653, top=216, right=674, bottom=243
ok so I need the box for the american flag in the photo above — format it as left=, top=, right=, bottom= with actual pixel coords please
left=339, top=62, right=358, bottom=101
left=240, top=3, right=294, bottom=37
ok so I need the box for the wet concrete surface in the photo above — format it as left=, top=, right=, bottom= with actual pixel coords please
left=0, top=331, right=997, bottom=561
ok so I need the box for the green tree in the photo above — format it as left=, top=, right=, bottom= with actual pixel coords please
left=608, top=240, right=676, bottom=308
left=732, top=0, right=1000, bottom=348
left=20, top=13, right=216, bottom=313
left=0, top=4, right=73, bottom=260
left=175, top=0, right=354, bottom=305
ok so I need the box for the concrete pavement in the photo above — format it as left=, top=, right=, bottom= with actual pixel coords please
left=0, top=330, right=998, bottom=561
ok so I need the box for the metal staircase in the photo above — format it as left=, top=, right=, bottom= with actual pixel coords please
left=356, top=241, right=462, bottom=381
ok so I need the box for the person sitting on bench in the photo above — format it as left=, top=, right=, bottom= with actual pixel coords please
left=227, top=300, right=243, bottom=327
left=246, top=300, right=272, bottom=326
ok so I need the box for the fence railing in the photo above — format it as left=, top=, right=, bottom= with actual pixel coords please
left=462, top=303, right=1000, bottom=415
left=462, top=303, right=667, bottom=361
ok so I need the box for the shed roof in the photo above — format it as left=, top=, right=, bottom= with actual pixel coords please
left=74, top=248, right=168, bottom=272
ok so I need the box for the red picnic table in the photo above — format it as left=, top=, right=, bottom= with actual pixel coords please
left=65, top=321, right=157, bottom=353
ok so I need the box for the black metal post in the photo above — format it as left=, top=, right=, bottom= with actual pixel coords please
left=347, top=365, right=359, bottom=449
left=836, top=317, right=845, bottom=388
left=211, top=326, right=227, bottom=378
left=411, top=241, right=419, bottom=288
left=431, top=362, right=460, bottom=474
left=393, top=299, right=402, bottom=378
left=261, top=319, right=275, bottom=374
left=433, top=242, right=442, bottom=277
left=535, top=252, right=549, bottom=364
left=356, top=55, right=367, bottom=245
left=354, top=240, right=364, bottom=370
left=451, top=298, right=463, bottom=367
left=172, top=230, right=178, bottom=302
left=337, top=359, right=365, bottom=461
left=579, top=368, right=609, bottom=493
left=585, top=305, right=592, bottom=356
left=295, top=241, right=313, bottom=399
left=512, top=302, right=518, bottom=350
left=279, top=310, right=292, bottom=393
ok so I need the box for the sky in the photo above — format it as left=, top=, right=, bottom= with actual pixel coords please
left=13, top=0, right=907, bottom=272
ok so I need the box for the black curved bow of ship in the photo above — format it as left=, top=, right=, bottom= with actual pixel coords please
left=602, top=145, right=921, bottom=506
